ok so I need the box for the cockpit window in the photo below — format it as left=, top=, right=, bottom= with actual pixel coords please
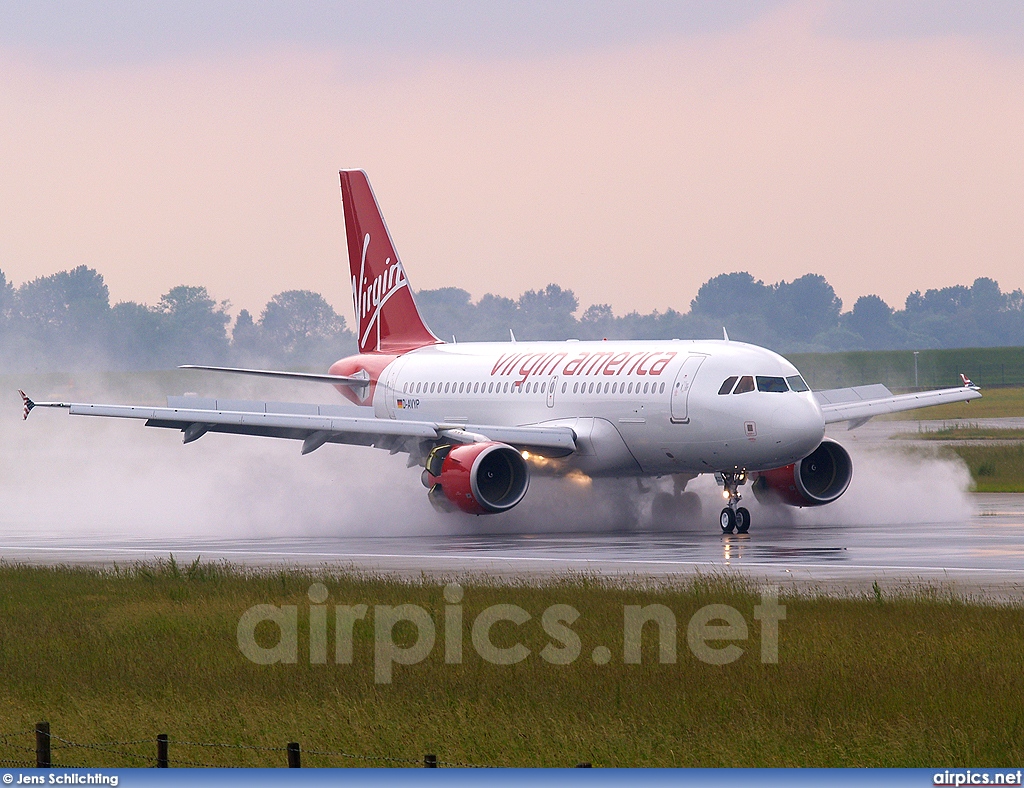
left=733, top=375, right=755, bottom=394
left=756, top=376, right=789, bottom=393
left=718, top=376, right=738, bottom=395
left=786, top=375, right=809, bottom=392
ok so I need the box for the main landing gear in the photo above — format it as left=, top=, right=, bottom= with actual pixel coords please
left=717, top=471, right=750, bottom=535
left=649, top=474, right=702, bottom=529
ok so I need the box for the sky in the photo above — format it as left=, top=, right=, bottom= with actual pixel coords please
left=2, top=1, right=1024, bottom=321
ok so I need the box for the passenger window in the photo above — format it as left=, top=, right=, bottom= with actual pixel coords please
left=473, top=382, right=479, bottom=393
left=604, top=382, right=610, bottom=394
left=487, top=382, right=492, bottom=393
left=756, top=376, right=789, bottom=393
left=786, top=375, right=809, bottom=392
left=541, top=382, right=546, bottom=394
left=718, top=376, right=738, bottom=395
left=562, top=382, right=567, bottom=394
left=733, top=376, right=755, bottom=394
left=573, top=382, right=579, bottom=394
left=643, top=382, right=649, bottom=394
left=659, top=382, right=665, bottom=394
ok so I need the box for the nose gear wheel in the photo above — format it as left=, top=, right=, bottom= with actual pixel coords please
left=718, top=471, right=751, bottom=534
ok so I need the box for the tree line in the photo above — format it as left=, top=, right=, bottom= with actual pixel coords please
left=416, top=273, right=1024, bottom=352
left=1, top=265, right=1022, bottom=373
left=0, top=266, right=353, bottom=373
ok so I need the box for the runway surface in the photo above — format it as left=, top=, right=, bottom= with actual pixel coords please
left=4, top=493, right=1024, bottom=600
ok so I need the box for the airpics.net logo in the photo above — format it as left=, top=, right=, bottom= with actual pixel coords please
left=236, top=584, right=787, bottom=684
left=935, top=772, right=1023, bottom=786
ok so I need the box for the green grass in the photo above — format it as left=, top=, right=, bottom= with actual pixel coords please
left=943, top=444, right=1024, bottom=493
left=880, top=385, right=1024, bottom=420
left=892, top=426, right=1024, bottom=441
left=0, top=563, right=1022, bottom=768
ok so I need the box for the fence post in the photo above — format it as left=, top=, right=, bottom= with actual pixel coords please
left=35, top=722, right=51, bottom=769
left=157, top=734, right=169, bottom=768
left=424, top=753, right=437, bottom=768
left=287, top=742, right=301, bottom=768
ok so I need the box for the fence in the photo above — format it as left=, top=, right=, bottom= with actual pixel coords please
left=1, top=722, right=595, bottom=769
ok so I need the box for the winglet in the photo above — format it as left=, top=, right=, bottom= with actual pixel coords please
left=960, top=373, right=978, bottom=389
left=18, top=390, right=35, bottom=420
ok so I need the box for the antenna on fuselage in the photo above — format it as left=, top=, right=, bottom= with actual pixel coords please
left=510, top=329, right=517, bottom=343
left=723, top=327, right=730, bottom=341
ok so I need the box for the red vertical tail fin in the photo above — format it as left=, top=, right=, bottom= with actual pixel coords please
left=340, top=169, right=441, bottom=354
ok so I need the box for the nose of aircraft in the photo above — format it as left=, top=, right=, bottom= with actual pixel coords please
left=771, top=395, right=825, bottom=459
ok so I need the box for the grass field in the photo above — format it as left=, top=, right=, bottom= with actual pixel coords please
left=892, top=427, right=1024, bottom=440
left=0, top=564, right=1022, bottom=768
left=942, top=444, right=1024, bottom=493
left=881, top=385, right=1024, bottom=420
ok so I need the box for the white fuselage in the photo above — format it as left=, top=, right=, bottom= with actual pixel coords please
left=368, top=339, right=825, bottom=478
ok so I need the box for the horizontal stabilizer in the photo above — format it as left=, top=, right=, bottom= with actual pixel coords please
left=178, top=365, right=370, bottom=387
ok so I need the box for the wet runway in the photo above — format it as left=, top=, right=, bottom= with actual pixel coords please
left=4, top=493, right=1024, bottom=601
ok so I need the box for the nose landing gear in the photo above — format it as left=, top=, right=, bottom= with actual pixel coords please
left=717, top=471, right=750, bottom=534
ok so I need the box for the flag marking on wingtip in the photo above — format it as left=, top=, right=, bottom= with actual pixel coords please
left=18, top=390, right=34, bottom=420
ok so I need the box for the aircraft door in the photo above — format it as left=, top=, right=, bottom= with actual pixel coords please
left=382, top=356, right=408, bottom=419
left=547, top=375, right=558, bottom=408
left=670, top=354, right=707, bottom=424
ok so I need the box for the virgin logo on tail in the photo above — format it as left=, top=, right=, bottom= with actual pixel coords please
left=340, top=169, right=441, bottom=355
left=352, top=232, right=412, bottom=351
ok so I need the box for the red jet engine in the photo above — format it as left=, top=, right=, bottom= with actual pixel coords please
left=423, top=442, right=530, bottom=515
left=752, top=439, right=853, bottom=507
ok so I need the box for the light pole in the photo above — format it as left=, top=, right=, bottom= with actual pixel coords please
left=913, top=351, right=919, bottom=388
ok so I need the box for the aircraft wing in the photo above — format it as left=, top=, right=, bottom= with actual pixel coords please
left=815, top=380, right=982, bottom=428
left=18, top=392, right=577, bottom=457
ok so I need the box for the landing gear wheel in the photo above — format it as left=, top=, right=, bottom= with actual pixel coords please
left=651, top=492, right=676, bottom=526
left=735, top=507, right=750, bottom=534
left=679, top=491, right=702, bottom=520
left=720, top=508, right=736, bottom=534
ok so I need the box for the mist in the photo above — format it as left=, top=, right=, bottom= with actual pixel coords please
left=2, top=369, right=976, bottom=546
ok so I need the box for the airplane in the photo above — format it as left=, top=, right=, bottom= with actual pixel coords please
left=19, top=170, right=983, bottom=533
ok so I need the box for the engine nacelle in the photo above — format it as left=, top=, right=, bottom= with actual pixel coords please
left=752, top=439, right=853, bottom=507
left=424, top=442, right=530, bottom=515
